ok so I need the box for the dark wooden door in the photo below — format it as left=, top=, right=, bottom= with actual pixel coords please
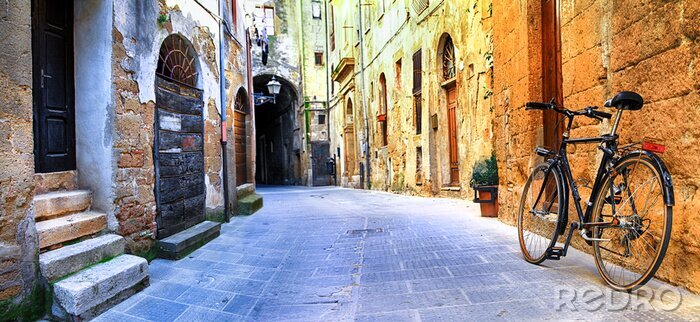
left=542, top=0, right=564, bottom=150
left=311, top=141, right=331, bottom=186
left=234, top=111, right=247, bottom=186
left=32, top=0, right=75, bottom=173
left=155, top=77, right=205, bottom=239
left=446, top=85, right=459, bottom=186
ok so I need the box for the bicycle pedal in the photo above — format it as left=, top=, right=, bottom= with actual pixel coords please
left=546, top=246, right=564, bottom=260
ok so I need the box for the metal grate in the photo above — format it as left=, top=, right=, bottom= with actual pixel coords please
left=411, top=0, right=429, bottom=15
left=442, top=36, right=456, bottom=80
left=157, top=34, right=199, bottom=88
left=234, top=89, right=248, bottom=113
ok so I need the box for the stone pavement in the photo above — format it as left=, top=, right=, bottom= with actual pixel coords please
left=96, top=186, right=700, bottom=321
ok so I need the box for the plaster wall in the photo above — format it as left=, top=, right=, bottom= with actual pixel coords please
left=74, top=0, right=116, bottom=231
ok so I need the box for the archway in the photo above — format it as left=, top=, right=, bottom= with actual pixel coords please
left=253, top=74, right=300, bottom=185
left=153, top=34, right=205, bottom=239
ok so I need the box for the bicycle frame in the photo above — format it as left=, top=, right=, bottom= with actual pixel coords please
left=541, top=108, right=625, bottom=230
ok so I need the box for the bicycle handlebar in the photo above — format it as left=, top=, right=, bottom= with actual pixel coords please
left=526, top=101, right=612, bottom=121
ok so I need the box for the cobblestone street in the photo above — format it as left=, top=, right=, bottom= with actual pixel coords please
left=96, top=186, right=700, bottom=321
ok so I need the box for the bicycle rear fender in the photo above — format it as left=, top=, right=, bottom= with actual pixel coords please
left=545, top=159, right=569, bottom=235
left=616, top=150, right=675, bottom=206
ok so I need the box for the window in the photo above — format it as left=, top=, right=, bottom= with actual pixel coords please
left=379, top=73, right=388, bottom=146
left=314, top=52, right=324, bottom=66
left=254, top=6, right=275, bottom=35
left=442, top=35, right=456, bottom=80
left=414, top=95, right=422, bottom=134
left=412, top=49, right=422, bottom=134
left=395, top=58, right=402, bottom=90
left=412, top=49, right=422, bottom=95
left=346, top=99, right=353, bottom=123
left=416, top=146, right=423, bottom=184
left=311, top=1, right=322, bottom=19
left=318, top=114, right=326, bottom=125
left=330, top=6, right=335, bottom=50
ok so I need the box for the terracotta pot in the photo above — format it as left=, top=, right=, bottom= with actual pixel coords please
left=474, top=185, right=498, bottom=217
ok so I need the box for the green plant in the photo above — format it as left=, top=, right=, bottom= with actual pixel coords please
left=470, top=154, right=498, bottom=187
left=157, top=12, right=169, bottom=26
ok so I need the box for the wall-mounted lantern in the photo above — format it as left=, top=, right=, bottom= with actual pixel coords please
left=254, top=76, right=282, bottom=106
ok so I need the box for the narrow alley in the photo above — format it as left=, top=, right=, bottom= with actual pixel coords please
left=96, top=187, right=700, bottom=321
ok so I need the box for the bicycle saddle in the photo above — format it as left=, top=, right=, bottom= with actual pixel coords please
left=604, top=91, right=644, bottom=110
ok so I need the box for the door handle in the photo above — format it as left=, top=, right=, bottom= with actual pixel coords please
left=40, top=69, right=52, bottom=88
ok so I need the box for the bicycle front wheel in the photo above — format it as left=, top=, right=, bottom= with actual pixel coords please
left=518, top=162, right=565, bottom=264
left=591, top=153, right=672, bottom=292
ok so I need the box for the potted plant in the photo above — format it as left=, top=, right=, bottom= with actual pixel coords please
left=470, top=154, right=499, bottom=217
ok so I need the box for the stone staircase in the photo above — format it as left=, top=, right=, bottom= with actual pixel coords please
left=34, top=171, right=149, bottom=320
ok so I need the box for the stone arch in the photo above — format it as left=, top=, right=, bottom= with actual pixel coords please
left=153, top=33, right=206, bottom=238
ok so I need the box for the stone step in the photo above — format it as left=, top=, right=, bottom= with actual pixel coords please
left=34, top=190, right=92, bottom=220
left=156, top=221, right=221, bottom=259
left=236, top=192, right=263, bottom=215
left=35, top=170, right=78, bottom=194
left=36, top=211, right=107, bottom=249
left=39, top=234, right=125, bottom=282
left=52, top=254, right=149, bottom=319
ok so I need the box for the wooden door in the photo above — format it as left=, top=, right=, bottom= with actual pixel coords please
left=155, top=77, right=205, bottom=239
left=446, top=85, right=459, bottom=185
left=234, top=111, right=247, bottom=186
left=32, top=0, right=75, bottom=173
left=542, top=0, right=564, bottom=150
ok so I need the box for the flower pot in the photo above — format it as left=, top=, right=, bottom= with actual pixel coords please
left=473, top=185, right=498, bottom=217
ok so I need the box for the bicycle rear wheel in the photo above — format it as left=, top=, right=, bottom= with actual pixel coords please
left=591, top=154, right=672, bottom=292
left=518, top=163, right=565, bottom=264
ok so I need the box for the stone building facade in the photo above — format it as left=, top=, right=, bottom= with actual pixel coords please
left=492, top=0, right=700, bottom=293
left=0, top=0, right=254, bottom=318
left=327, top=0, right=495, bottom=195
left=245, top=0, right=331, bottom=187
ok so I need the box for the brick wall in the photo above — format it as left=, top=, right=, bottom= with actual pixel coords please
left=493, top=0, right=700, bottom=292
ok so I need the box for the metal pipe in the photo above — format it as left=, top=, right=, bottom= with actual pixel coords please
left=324, top=0, right=331, bottom=142
left=357, top=0, right=371, bottom=190
left=218, top=0, right=231, bottom=222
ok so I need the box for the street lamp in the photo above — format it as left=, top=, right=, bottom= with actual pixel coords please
left=254, top=76, right=282, bottom=106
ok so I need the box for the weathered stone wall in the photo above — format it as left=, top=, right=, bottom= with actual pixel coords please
left=0, top=0, right=41, bottom=317
left=111, top=0, right=248, bottom=253
left=327, top=0, right=494, bottom=196
left=493, top=0, right=700, bottom=292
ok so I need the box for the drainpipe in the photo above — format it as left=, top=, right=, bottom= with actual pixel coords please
left=357, top=1, right=371, bottom=190
left=324, top=0, right=330, bottom=142
left=218, top=0, right=231, bottom=222
left=246, top=29, right=255, bottom=189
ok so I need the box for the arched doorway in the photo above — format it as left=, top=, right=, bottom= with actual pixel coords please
left=233, top=88, right=249, bottom=186
left=439, top=34, right=459, bottom=186
left=343, top=98, right=356, bottom=177
left=154, top=34, right=205, bottom=238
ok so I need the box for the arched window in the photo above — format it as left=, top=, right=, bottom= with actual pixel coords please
left=442, top=35, right=456, bottom=81
left=379, top=73, right=388, bottom=146
left=346, top=98, right=353, bottom=123
left=234, top=89, right=248, bottom=114
left=157, top=34, right=199, bottom=87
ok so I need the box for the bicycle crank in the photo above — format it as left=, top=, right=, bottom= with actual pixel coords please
left=580, top=229, right=610, bottom=242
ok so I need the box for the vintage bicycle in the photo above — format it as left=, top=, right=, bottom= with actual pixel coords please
left=518, top=91, right=674, bottom=292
